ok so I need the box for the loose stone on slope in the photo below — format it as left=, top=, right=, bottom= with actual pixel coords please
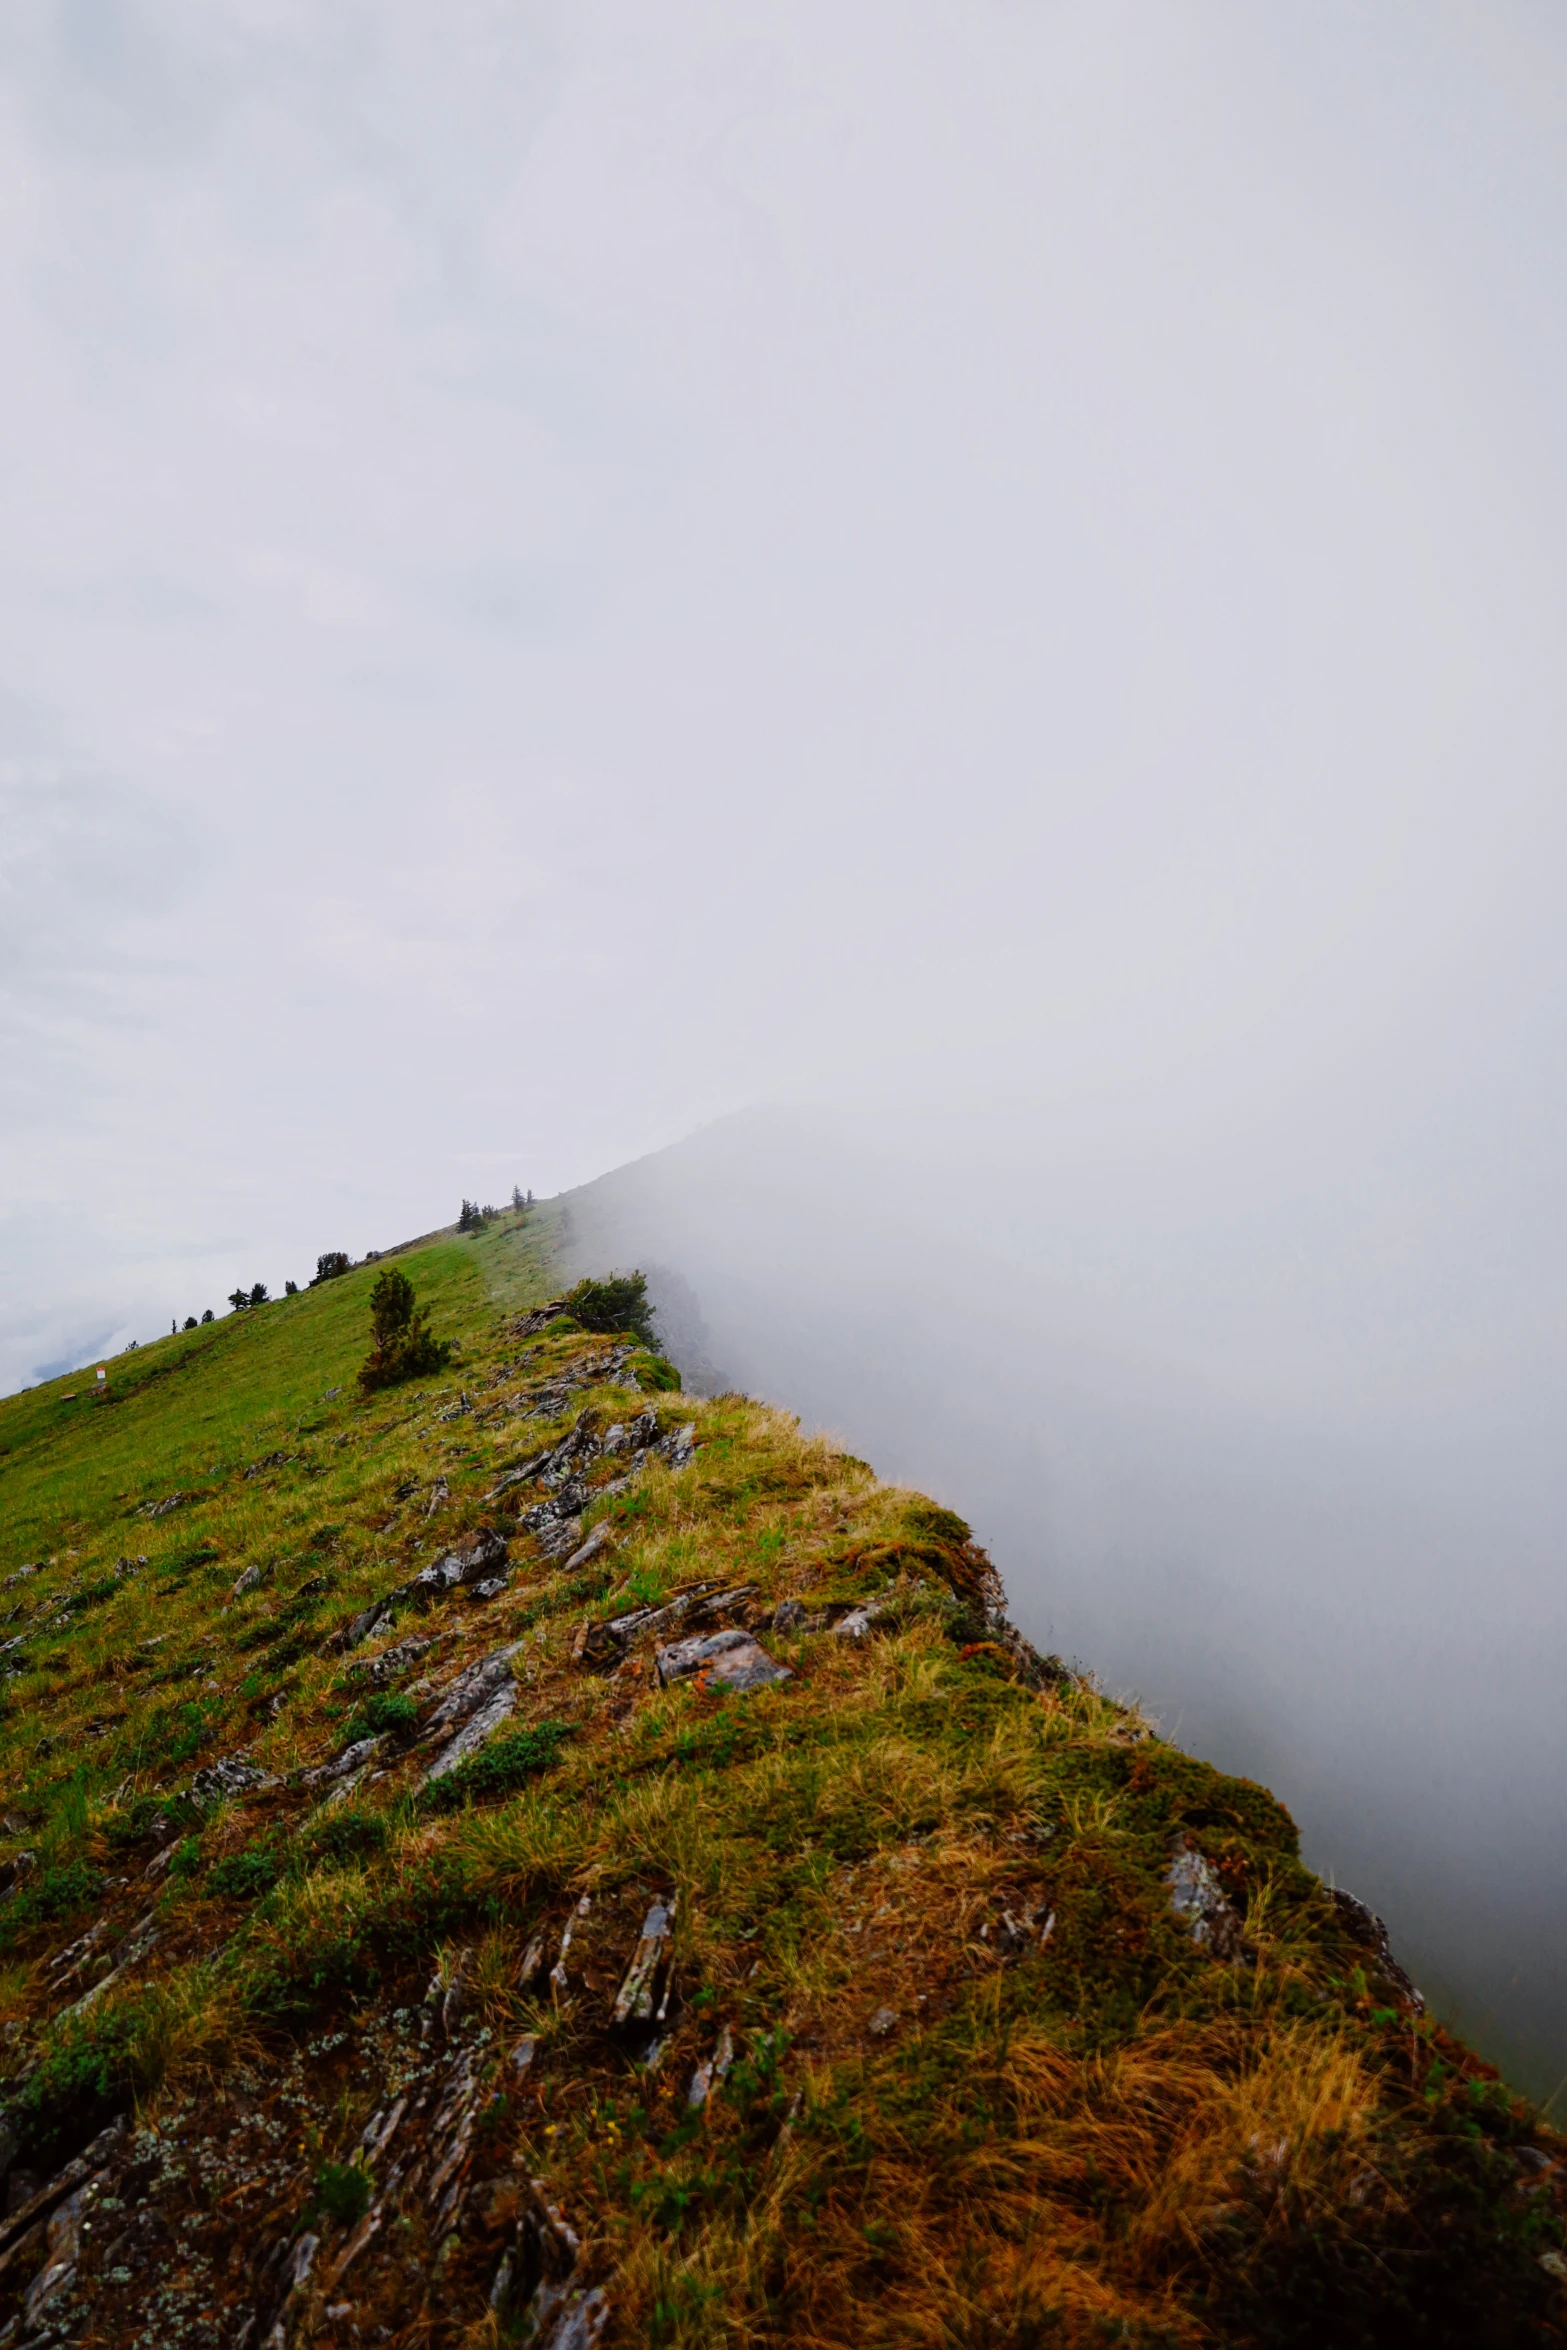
left=1167, top=1839, right=1249, bottom=1962
left=190, top=1754, right=280, bottom=1808
left=346, top=1631, right=434, bottom=1686
left=655, top=1627, right=792, bottom=1694
left=834, top=1604, right=887, bottom=1642
left=572, top=1583, right=756, bottom=1671
left=408, top=1526, right=510, bottom=1604
left=300, top=1735, right=384, bottom=1790
left=561, top=1522, right=616, bottom=1575
left=687, top=2024, right=735, bottom=2109
left=611, top=1896, right=677, bottom=2031
left=489, top=2180, right=607, bottom=2350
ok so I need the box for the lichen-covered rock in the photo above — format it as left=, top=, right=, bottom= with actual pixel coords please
left=611, top=1897, right=677, bottom=2030
left=1166, top=1837, right=1249, bottom=1961
left=190, top=1753, right=280, bottom=1808
left=655, top=1627, right=792, bottom=1693
left=1328, top=1885, right=1425, bottom=2010
left=409, top=1527, right=510, bottom=1604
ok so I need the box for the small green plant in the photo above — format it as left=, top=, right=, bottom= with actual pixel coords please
left=357, top=1269, right=451, bottom=1394
left=3, top=1860, right=103, bottom=1942
left=562, top=1272, right=656, bottom=1346
left=304, top=1808, right=388, bottom=1869
left=311, top=1252, right=350, bottom=1285
left=208, top=1842, right=282, bottom=1901
left=630, top=1350, right=682, bottom=1392
left=52, top=1776, right=90, bottom=1849
left=104, top=1794, right=174, bottom=1852
left=419, top=1721, right=568, bottom=1815
left=308, top=2159, right=372, bottom=2228
left=169, top=1835, right=204, bottom=1881
left=343, top=1690, right=419, bottom=1745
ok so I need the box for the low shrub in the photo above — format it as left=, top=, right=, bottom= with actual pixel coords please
left=104, top=1795, right=179, bottom=1852
left=311, top=1252, right=350, bottom=1285
left=69, top=1576, right=119, bottom=1616
left=563, top=1273, right=656, bottom=1346
left=3, top=1860, right=103, bottom=1942
left=208, top=1843, right=282, bottom=1902
left=419, top=1721, right=568, bottom=1815
left=169, top=1836, right=204, bottom=1882
left=157, top=1544, right=220, bottom=1580
left=307, top=2159, right=372, bottom=2228
left=344, top=1691, right=419, bottom=1745
left=305, top=1808, right=388, bottom=1869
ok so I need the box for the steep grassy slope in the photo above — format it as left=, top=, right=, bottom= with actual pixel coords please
left=0, top=1213, right=1561, bottom=2350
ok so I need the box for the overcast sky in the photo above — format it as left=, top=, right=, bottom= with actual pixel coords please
left=6, top=0, right=1567, bottom=1404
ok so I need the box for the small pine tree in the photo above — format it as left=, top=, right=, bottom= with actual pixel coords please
left=312, top=1252, right=350, bottom=1286
left=249, top=1282, right=269, bottom=1307
left=201, top=1308, right=214, bottom=1325
left=284, top=1280, right=299, bottom=1296
left=561, top=1271, right=656, bottom=1346
left=228, top=1289, right=249, bottom=1313
left=183, top=1316, right=198, bottom=1331
left=358, top=1268, right=452, bottom=1393
left=457, top=1199, right=481, bottom=1233
left=511, top=1184, right=525, bottom=1211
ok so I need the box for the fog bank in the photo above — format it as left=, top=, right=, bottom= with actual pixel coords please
left=565, top=1107, right=1567, bottom=2108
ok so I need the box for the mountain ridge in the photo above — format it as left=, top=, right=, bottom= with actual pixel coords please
left=0, top=1205, right=1560, bottom=2347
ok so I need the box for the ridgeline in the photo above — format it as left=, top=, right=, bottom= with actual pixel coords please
left=0, top=1204, right=1560, bottom=2348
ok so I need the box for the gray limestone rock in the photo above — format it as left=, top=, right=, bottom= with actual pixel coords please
left=425, top=1685, right=517, bottom=1781
left=834, top=1604, right=886, bottom=1642
left=190, top=1754, right=280, bottom=1809
left=657, top=1424, right=696, bottom=1470
left=347, top=1631, right=434, bottom=1686
left=562, top=1522, right=617, bottom=1575
left=655, top=1627, right=791, bottom=1694
left=687, top=2024, right=735, bottom=2109
left=1326, top=1886, right=1424, bottom=2011
left=611, top=1896, right=677, bottom=2029
left=301, top=1734, right=384, bottom=1790
left=424, top=1643, right=523, bottom=1738
left=1167, top=1839, right=1249, bottom=1961
left=408, top=1526, right=510, bottom=1604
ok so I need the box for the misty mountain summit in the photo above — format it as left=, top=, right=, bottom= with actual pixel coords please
left=0, top=1204, right=1560, bottom=2348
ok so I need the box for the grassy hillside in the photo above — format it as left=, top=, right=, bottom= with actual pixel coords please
left=0, top=1209, right=1560, bottom=2349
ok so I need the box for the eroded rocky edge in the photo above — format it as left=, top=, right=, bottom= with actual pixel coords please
left=0, top=1304, right=1560, bottom=2350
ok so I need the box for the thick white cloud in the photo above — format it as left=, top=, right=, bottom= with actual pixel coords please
left=3, top=0, right=1567, bottom=1405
